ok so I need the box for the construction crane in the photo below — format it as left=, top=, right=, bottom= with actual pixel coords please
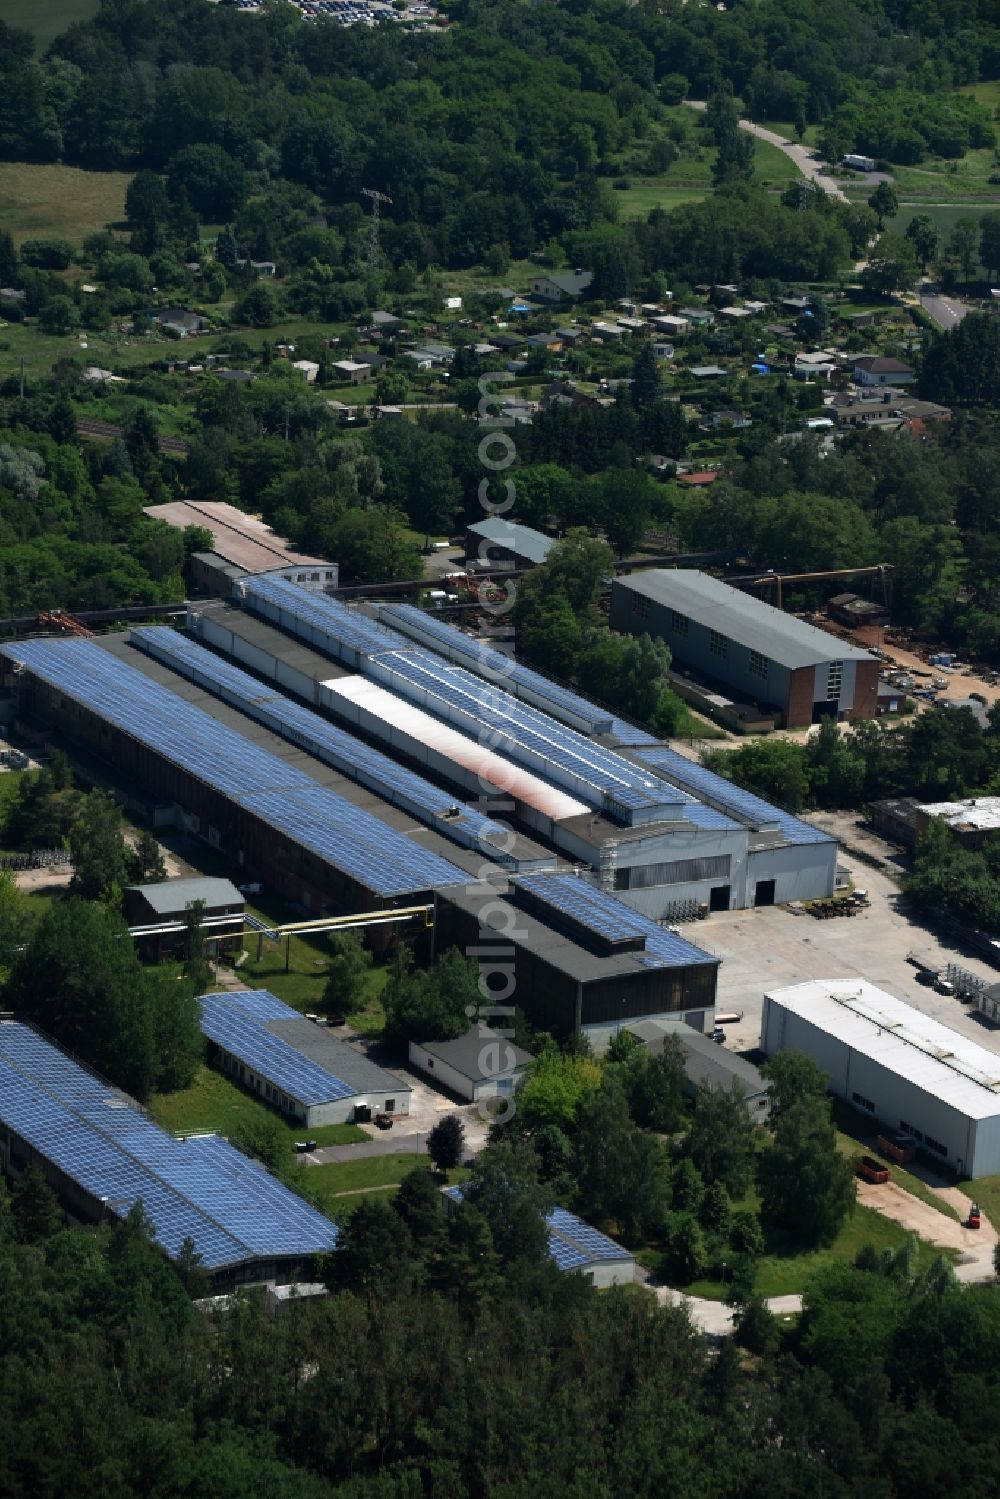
left=728, top=563, right=893, bottom=611
left=361, top=187, right=392, bottom=272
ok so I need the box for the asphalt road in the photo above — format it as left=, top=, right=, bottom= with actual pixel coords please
left=918, top=282, right=971, bottom=329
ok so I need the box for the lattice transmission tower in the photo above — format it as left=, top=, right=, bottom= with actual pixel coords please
left=361, top=188, right=393, bottom=272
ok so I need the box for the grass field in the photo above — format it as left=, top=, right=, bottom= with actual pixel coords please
left=148, top=1063, right=369, bottom=1146
left=0, top=162, right=130, bottom=245
left=615, top=135, right=799, bottom=220
left=5, top=0, right=98, bottom=52
left=887, top=203, right=994, bottom=278
left=963, top=1174, right=1000, bottom=1230
left=685, top=1203, right=957, bottom=1300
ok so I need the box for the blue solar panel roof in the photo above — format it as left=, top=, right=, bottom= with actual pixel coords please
left=633, top=747, right=833, bottom=847
left=444, top=1186, right=633, bottom=1270
left=608, top=719, right=660, bottom=747
left=3, top=637, right=466, bottom=898
left=379, top=604, right=615, bottom=734
left=233, top=580, right=681, bottom=821
left=0, top=1023, right=339, bottom=1269
left=200, top=990, right=359, bottom=1106
left=512, top=873, right=718, bottom=969
left=131, top=627, right=514, bottom=857
left=243, top=574, right=414, bottom=662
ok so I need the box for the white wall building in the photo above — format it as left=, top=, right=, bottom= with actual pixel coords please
left=408, top=1027, right=533, bottom=1103
left=760, top=979, right=1000, bottom=1177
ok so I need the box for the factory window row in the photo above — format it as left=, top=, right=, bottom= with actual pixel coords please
left=748, top=649, right=769, bottom=680
left=709, top=629, right=728, bottom=659
left=852, top=1091, right=874, bottom=1113
left=632, top=595, right=649, bottom=619
left=614, top=853, right=731, bottom=891
left=669, top=609, right=689, bottom=636
left=898, top=1120, right=946, bottom=1156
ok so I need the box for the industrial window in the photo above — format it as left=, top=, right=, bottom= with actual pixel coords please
left=827, top=660, right=844, bottom=700
left=852, top=1091, right=874, bottom=1113
left=900, top=1119, right=924, bottom=1143
left=632, top=594, right=649, bottom=619
left=748, top=649, right=768, bottom=680
left=923, top=1133, right=947, bottom=1156
left=614, top=854, right=731, bottom=890
left=709, top=629, right=728, bottom=659
left=670, top=610, right=689, bottom=636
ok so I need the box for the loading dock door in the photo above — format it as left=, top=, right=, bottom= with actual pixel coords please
left=709, top=884, right=731, bottom=912
left=754, top=879, right=776, bottom=907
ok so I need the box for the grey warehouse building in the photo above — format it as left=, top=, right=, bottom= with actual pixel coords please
left=625, top=1018, right=771, bottom=1118
left=200, top=989, right=410, bottom=1126
left=760, top=980, right=1000, bottom=1177
left=610, top=570, right=880, bottom=728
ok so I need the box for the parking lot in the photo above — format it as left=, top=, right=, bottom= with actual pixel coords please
left=699, top=812, right=1000, bottom=1056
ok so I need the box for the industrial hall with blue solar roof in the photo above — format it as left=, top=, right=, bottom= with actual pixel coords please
left=0, top=1021, right=339, bottom=1291
left=0, top=573, right=844, bottom=1038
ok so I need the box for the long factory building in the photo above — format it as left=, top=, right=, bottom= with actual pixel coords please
left=0, top=1020, right=339, bottom=1290
left=0, top=579, right=840, bottom=1036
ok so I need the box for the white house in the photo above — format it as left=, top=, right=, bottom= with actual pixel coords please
left=530, top=269, right=593, bottom=302
left=409, top=1026, right=533, bottom=1103
left=853, top=356, right=914, bottom=388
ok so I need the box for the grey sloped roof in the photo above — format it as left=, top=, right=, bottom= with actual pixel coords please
left=128, top=876, right=244, bottom=914
left=467, top=517, right=554, bottom=564
left=626, top=1019, right=768, bottom=1098
left=415, top=1026, right=534, bottom=1083
left=615, top=570, right=875, bottom=670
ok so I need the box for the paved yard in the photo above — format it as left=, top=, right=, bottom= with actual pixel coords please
left=692, top=814, right=1000, bottom=1057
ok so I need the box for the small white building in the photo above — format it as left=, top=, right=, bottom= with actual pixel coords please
left=760, top=979, right=1000, bottom=1177
left=409, top=1026, right=533, bottom=1103
left=444, top=1188, right=635, bottom=1287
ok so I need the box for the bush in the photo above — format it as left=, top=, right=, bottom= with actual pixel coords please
left=20, top=238, right=74, bottom=270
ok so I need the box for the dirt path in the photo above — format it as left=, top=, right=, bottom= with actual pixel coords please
left=684, top=102, right=846, bottom=202
left=856, top=1179, right=996, bottom=1281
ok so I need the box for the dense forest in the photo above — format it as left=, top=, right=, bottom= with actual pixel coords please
left=2, top=1137, right=999, bottom=1499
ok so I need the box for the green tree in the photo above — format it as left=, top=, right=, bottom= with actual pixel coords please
left=68, top=790, right=133, bottom=902
left=904, top=214, right=939, bottom=270
left=868, top=181, right=899, bottom=230
left=132, top=830, right=166, bottom=883
left=427, top=1113, right=465, bottom=1173
left=981, top=213, right=1000, bottom=280
left=322, top=931, right=373, bottom=1016
left=463, top=1136, right=553, bottom=1264
left=762, top=1050, right=828, bottom=1121
left=327, top=1198, right=415, bottom=1299
left=12, top=1162, right=62, bottom=1244
left=182, top=899, right=214, bottom=994
left=759, top=1097, right=856, bottom=1249
left=574, top=1080, right=671, bottom=1241
left=517, top=1049, right=601, bottom=1132
left=0, top=869, right=32, bottom=979
left=861, top=234, right=919, bottom=295
left=686, top=1084, right=757, bottom=1199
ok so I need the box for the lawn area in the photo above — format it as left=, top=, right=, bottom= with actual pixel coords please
left=843, top=152, right=1000, bottom=204
left=0, top=162, right=130, bottom=245
left=148, top=1063, right=368, bottom=1146
left=615, top=184, right=709, bottom=219
left=887, top=203, right=995, bottom=277
left=686, top=1204, right=956, bottom=1300
left=309, top=1152, right=432, bottom=1197
left=234, top=897, right=390, bottom=1024
left=5, top=0, right=98, bottom=51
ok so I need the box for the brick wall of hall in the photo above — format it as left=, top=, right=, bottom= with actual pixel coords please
left=785, top=667, right=816, bottom=727
left=845, top=659, right=880, bottom=722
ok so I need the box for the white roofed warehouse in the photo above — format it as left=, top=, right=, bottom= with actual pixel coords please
left=760, top=980, right=1000, bottom=1177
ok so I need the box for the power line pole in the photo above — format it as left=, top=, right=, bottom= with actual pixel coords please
left=361, top=188, right=392, bottom=273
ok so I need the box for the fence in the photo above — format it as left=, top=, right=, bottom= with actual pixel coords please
left=0, top=848, right=70, bottom=871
